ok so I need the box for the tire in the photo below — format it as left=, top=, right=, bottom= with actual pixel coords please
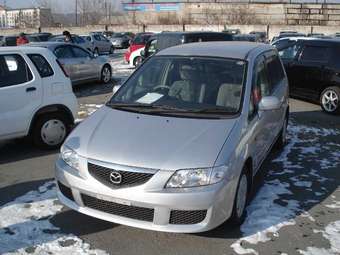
left=109, top=46, right=114, bottom=54
left=275, top=114, right=288, bottom=150
left=229, top=166, right=251, bottom=226
left=32, top=113, right=70, bottom=150
left=94, top=48, right=99, bottom=57
left=101, top=65, right=112, bottom=84
left=320, top=86, right=340, bottom=115
left=133, top=56, right=142, bottom=67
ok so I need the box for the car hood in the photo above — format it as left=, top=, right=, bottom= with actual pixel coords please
left=65, top=106, right=238, bottom=171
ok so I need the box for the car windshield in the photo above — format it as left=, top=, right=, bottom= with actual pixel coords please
left=108, top=56, right=247, bottom=118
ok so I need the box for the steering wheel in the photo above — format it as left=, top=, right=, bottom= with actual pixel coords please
left=153, top=85, right=170, bottom=94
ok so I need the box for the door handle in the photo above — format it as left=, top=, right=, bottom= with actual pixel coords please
left=26, top=87, right=36, bottom=92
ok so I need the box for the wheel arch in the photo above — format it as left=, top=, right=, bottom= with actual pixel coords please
left=29, top=104, right=74, bottom=135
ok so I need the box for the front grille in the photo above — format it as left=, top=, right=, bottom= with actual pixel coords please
left=170, top=210, right=207, bottom=225
left=88, top=162, right=154, bottom=189
left=58, top=181, right=74, bottom=201
left=81, top=193, right=154, bottom=222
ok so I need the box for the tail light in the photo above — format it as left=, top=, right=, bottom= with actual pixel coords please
left=56, top=59, right=69, bottom=78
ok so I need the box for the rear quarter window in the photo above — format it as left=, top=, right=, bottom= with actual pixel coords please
left=28, top=54, right=54, bottom=78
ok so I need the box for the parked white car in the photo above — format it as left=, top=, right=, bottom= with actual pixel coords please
left=0, top=46, right=78, bottom=149
left=129, top=47, right=144, bottom=67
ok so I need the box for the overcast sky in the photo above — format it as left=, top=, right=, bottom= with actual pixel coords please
left=2, top=0, right=121, bottom=13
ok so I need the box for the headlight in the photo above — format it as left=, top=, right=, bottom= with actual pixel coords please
left=60, top=146, right=80, bottom=170
left=166, top=166, right=228, bottom=188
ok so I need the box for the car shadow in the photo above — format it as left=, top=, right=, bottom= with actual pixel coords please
left=73, top=81, right=115, bottom=98
left=0, top=178, right=116, bottom=254
left=0, top=138, right=58, bottom=165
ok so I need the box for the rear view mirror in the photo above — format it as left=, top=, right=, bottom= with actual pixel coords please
left=258, top=96, right=281, bottom=111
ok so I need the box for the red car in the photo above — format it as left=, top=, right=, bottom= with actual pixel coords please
left=124, top=32, right=154, bottom=63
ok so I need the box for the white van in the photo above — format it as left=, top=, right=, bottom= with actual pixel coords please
left=0, top=46, right=78, bottom=149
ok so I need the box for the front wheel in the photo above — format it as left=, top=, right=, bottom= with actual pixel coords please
left=101, top=65, right=112, bottom=84
left=320, top=86, right=340, bottom=115
left=229, top=167, right=250, bottom=226
left=32, top=113, right=70, bottom=149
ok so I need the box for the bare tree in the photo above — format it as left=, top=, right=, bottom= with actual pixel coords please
left=77, top=0, right=115, bottom=25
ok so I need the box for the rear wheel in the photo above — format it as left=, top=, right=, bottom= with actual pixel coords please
left=320, top=86, right=340, bottom=115
left=229, top=166, right=250, bottom=225
left=101, top=65, right=112, bottom=84
left=133, top=56, right=142, bottom=67
left=32, top=113, right=70, bottom=149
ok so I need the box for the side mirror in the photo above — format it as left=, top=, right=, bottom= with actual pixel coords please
left=258, top=96, right=281, bottom=111
left=140, top=49, right=145, bottom=57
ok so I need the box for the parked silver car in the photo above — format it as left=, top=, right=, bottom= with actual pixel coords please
left=82, top=33, right=114, bottom=56
left=55, top=42, right=289, bottom=233
left=29, top=42, right=112, bottom=85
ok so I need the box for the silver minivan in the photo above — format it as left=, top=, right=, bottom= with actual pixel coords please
left=55, top=42, right=289, bottom=233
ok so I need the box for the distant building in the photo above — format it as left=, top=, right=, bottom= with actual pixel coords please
left=0, top=6, right=52, bottom=28
left=0, top=6, right=6, bottom=28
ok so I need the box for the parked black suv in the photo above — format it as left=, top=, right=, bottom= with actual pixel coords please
left=274, top=38, right=340, bottom=114
left=142, top=32, right=233, bottom=60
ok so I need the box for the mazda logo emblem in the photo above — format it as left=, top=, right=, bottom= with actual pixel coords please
left=110, top=171, right=122, bottom=185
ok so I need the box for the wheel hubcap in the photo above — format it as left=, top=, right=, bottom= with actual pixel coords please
left=236, top=174, right=248, bottom=218
left=102, top=68, right=111, bottom=82
left=41, top=119, right=66, bottom=146
left=322, top=90, right=339, bottom=112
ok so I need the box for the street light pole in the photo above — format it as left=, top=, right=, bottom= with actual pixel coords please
left=75, top=0, right=78, bottom=26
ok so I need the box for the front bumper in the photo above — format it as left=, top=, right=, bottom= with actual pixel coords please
left=55, top=158, right=236, bottom=233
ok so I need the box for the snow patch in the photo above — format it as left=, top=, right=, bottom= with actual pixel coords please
left=0, top=182, right=107, bottom=255
left=299, top=221, right=340, bottom=255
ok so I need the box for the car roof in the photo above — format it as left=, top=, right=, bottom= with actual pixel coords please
left=0, top=46, right=55, bottom=55
left=156, top=41, right=273, bottom=60
left=277, top=37, right=340, bottom=44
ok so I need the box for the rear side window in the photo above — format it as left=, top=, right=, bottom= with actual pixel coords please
left=54, top=46, right=74, bottom=59
left=0, top=54, right=33, bottom=88
left=300, top=46, right=331, bottom=62
left=28, top=54, right=54, bottom=78
left=266, top=54, right=285, bottom=87
left=72, top=47, right=90, bottom=58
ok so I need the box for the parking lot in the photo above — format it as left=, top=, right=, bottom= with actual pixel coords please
left=0, top=50, right=339, bottom=255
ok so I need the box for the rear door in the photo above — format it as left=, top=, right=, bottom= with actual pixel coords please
left=291, top=42, right=331, bottom=100
left=54, top=45, right=78, bottom=83
left=0, top=53, right=42, bottom=138
left=70, top=46, right=97, bottom=81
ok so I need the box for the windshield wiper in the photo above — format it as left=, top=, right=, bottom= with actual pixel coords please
left=191, top=108, right=236, bottom=114
left=106, top=103, right=189, bottom=113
